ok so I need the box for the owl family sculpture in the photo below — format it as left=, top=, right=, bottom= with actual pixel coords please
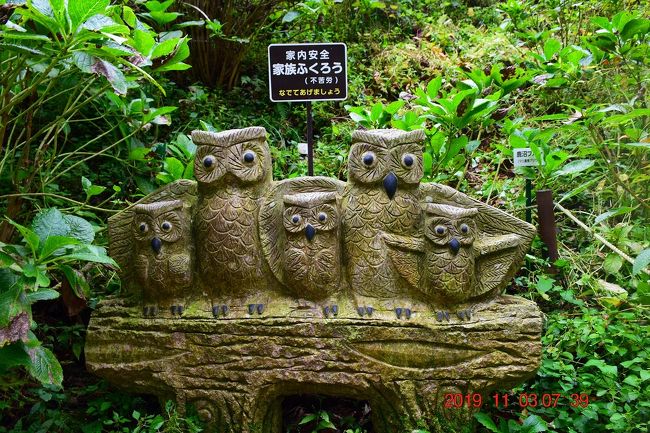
left=93, top=126, right=542, bottom=433
left=108, top=126, right=535, bottom=321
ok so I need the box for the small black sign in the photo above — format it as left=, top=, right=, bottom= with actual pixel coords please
left=268, top=43, right=348, bottom=102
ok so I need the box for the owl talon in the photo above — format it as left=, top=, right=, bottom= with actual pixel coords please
left=256, top=303, right=265, bottom=315
left=457, top=310, right=471, bottom=321
left=436, top=311, right=450, bottom=322
left=248, top=304, right=256, bottom=315
left=357, top=307, right=365, bottom=317
left=177, top=305, right=184, bottom=316
left=323, top=306, right=330, bottom=317
left=151, top=306, right=158, bottom=317
left=212, top=306, right=220, bottom=318
left=143, top=306, right=149, bottom=317
left=395, top=307, right=403, bottom=319
left=171, top=306, right=178, bottom=316
left=405, top=308, right=412, bottom=320
left=365, top=306, right=373, bottom=316
left=221, top=305, right=228, bottom=316
left=331, top=305, right=338, bottom=316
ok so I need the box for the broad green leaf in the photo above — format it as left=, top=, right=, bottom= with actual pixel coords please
left=8, top=221, right=39, bottom=256
left=133, top=29, right=155, bottom=57
left=621, top=19, right=650, bottom=40
left=39, top=235, right=81, bottom=260
left=633, top=248, right=650, bottom=275
left=151, top=37, right=180, bottom=59
left=594, top=207, right=634, bottom=224
left=72, top=51, right=94, bottom=73
left=426, top=77, right=442, bottom=99
left=603, top=253, right=624, bottom=274
left=298, top=414, right=316, bottom=425
left=61, top=215, right=94, bottom=244
left=31, top=208, right=68, bottom=244
left=0, top=343, right=31, bottom=373
left=474, top=413, right=499, bottom=432
left=584, top=359, right=617, bottom=377
left=554, top=159, right=594, bottom=176
left=26, top=345, right=63, bottom=387
left=60, top=264, right=90, bottom=299
left=26, top=289, right=60, bottom=303
left=282, top=11, right=300, bottom=23
left=385, top=100, right=404, bottom=115
left=370, top=102, right=383, bottom=122
left=0, top=42, right=45, bottom=55
left=543, top=38, right=562, bottom=60
left=68, top=0, right=109, bottom=30
left=521, top=414, right=548, bottom=432
left=0, top=31, right=51, bottom=41
left=90, top=58, right=127, bottom=95
left=56, top=246, right=117, bottom=266
left=422, top=152, right=433, bottom=174
left=162, top=157, right=184, bottom=180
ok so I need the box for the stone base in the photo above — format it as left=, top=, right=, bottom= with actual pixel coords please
left=85, top=295, right=543, bottom=432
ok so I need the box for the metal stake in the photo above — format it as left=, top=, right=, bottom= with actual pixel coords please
left=525, top=178, right=532, bottom=224
left=536, top=189, right=559, bottom=266
left=306, top=101, right=314, bottom=176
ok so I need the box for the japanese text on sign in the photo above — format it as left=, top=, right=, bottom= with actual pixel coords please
left=513, top=148, right=543, bottom=168
left=268, top=43, right=347, bottom=102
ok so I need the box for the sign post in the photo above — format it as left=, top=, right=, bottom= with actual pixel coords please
left=513, top=147, right=539, bottom=224
left=268, top=43, right=348, bottom=176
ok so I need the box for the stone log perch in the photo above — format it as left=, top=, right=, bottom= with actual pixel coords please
left=86, top=295, right=542, bottom=432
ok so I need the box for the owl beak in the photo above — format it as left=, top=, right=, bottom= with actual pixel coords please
left=449, top=238, right=461, bottom=254
left=305, top=224, right=316, bottom=241
left=151, top=237, right=162, bottom=255
left=383, top=172, right=398, bottom=199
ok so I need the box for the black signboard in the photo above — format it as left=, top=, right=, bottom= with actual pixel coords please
left=268, top=43, right=348, bottom=102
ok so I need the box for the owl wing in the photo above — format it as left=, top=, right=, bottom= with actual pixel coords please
left=418, top=183, right=535, bottom=299
left=381, top=232, right=425, bottom=291
left=259, top=176, right=346, bottom=286
left=168, top=253, right=192, bottom=287
left=108, top=179, right=197, bottom=296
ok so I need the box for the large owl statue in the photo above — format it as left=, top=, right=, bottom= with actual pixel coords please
left=282, top=191, right=342, bottom=315
left=132, top=199, right=193, bottom=317
left=342, top=129, right=426, bottom=318
left=191, top=127, right=273, bottom=317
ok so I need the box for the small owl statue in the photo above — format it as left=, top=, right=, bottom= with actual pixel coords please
left=132, top=199, right=193, bottom=317
left=282, top=191, right=342, bottom=315
left=421, top=203, right=478, bottom=305
left=343, top=129, right=425, bottom=318
left=191, top=127, right=273, bottom=317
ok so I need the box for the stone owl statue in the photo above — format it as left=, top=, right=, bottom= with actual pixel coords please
left=342, top=129, right=425, bottom=319
left=259, top=177, right=346, bottom=317
left=282, top=192, right=342, bottom=315
left=107, top=179, right=197, bottom=317
left=383, top=193, right=534, bottom=320
left=191, top=127, right=273, bottom=318
left=133, top=200, right=193, bottom=317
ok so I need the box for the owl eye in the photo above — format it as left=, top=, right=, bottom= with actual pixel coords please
left=318, top=212, right=327, bottom=222
left=361, top=151, right=376, bottom=167
left=139, top=222, right=148, bottom=233
left=202, top=155, right=216, bottom=169
left=243, top=151, right=255, bottom=163
left=460, top=223, right=470, bottom=234
left=161, top=221, right=172, bottom=232
left=402, top=153, right=415, bottom=168
left=435, top=225, right=446, bottom=235
left=291, top=214, right=301, bottom=224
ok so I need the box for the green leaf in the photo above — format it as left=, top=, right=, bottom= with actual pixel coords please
left=133, top=29, right=155, bottom=57
left=9, top=220, right=40, bottom=256
left=68, top=0, right=109, bottom=30
left=554, top=159, right=594, bottom=176
left=31, top=208, right=68, bottom=244
left=474, top=413, right=499, bottom=432
left=0, top=343, right=31, bottom=373
left=620, top=18, right=650, bottom=41
left=426, top=77, right=442, bottom=99
left=521, top=414, right=548, bottom=432
left=298, top=414, right=316, bottom=425
left=422, top=152, right=433, bottom=175
left=604, top=253, right=624, bottom=274
left=151, top=37, right=179, bottom=59
left=163, top=157, right=184, bottom=180
left=385, top=100, right=404, bottom=115
left=26, top=345, right=63, bottom=387
left=91, top=58, right=127, bottom=95
left=56, top=246, right=117, bottom=266
left=544, top=38, right=562, bottom=60
left=594, top=207, right=634, bottom=224
left=60, top=265, right=90, bottom=299
left=633, top=249, right=650, bottom=275
left=64, top=215, right=94, bottom=244
left=39, top=235, right=81, bottom=260
left=26, top=289, right=60, bottom=303
left=370, top=102, right=383, bottom=122
left=282, top=10, right=300, bottom=23
left=584, top=359, right=618, bottom=377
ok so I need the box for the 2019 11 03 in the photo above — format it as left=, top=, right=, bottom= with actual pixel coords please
left=443, top=392, right=591, bottom=409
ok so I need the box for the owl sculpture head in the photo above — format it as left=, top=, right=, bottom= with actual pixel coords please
left=423, top=203, right=478, bottom=254
left=347, top=129, right=425, bottom=199
left=191, top=126, right=272, bottom=189
left=282, top=192, right=339, bottom=242
left=132, top=200, right=186, bottom=257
